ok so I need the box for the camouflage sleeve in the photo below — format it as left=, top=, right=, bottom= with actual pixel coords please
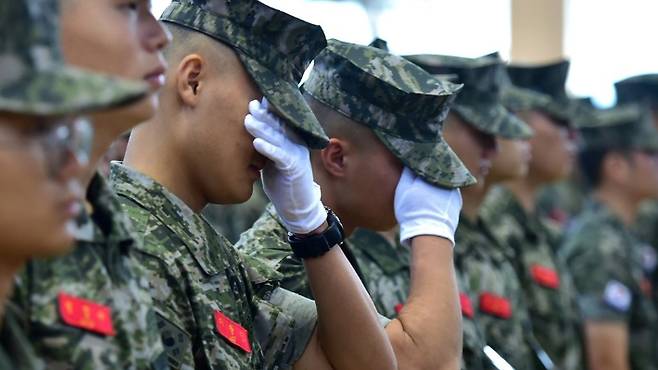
left=254, top=287, right=317, bottom=369
left=235, top=206, right=313, bottom=299
left=563, top=226, right=632, bottom=322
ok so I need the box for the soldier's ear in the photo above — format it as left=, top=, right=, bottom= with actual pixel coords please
left=176, top=54, right=205, bottom=107
left=320, top=138, right=348, bottom=178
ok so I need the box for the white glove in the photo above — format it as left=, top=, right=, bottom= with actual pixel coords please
left=395, top=167, right=462, bottom=247
left=244, top=98, right=326, bottom=234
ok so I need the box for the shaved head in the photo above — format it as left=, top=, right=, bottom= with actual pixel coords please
left=303, top=93, right=373, bottom=149
left=163, top=23, right=238, bottom=77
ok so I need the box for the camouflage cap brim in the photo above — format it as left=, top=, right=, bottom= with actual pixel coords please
left=373, top=129, right=476, bottom=188
left=0, top=64, right=147, bottom=116
left=502, top=85, right=551, bottom=113
left=542, top=99, right=573, bottom=126
left=453, top=102, right=533, bottom=140
left=238, top=53, right=329, bottom=149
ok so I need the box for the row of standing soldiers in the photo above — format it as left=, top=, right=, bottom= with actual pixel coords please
left=2, top=0, right=658, bottom=369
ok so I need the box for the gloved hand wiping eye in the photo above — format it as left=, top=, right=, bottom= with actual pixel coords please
left=244, top=98, right=327, bottom=235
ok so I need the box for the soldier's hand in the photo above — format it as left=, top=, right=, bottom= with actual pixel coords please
left=395, top=167, right=462, bottom=246
left=244, top=98, right=326, bottom=235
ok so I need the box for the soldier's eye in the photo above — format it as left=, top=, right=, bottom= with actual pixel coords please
left=117, top=0, right=139, bottom=12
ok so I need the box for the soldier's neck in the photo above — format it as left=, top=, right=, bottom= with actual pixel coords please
left=505, top=177, right=540, bottom=214
left=79, top=113, right=132, bottom=187
left=461, top=184, right=486, bottom=222
left=124, top=117, right=207, bottom=213
left=0, top=259, right=21, bottom=322
left=594, top=186, right=639, bottom=226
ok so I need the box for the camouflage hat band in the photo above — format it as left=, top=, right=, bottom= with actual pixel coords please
left=453, top=103, right=533, bottom=140
left=373, top=130, right=476, bottom=188
left=303, top=66, right=455, bottom=142
left=581, top=104, right=658, bottom=152
left=162, top=2, right=301, bottom=82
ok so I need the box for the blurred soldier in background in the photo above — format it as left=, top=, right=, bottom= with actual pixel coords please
left=0, top=0, right=156, bottom=368
left=12, top=0, right=172, bottom=368
left=480, top=61, right=584, bottom=370
left=408, top=53, right=540, bottom=370
left=562, top=105, right=658, bottom=370
left=616, top=74, right=658, bottom=310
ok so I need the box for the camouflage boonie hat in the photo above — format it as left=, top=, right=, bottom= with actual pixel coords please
left=579, top=104, right=658, bottom=152
left=615, top=74, right=658, bottom=106
left=0, top=0, right=147, bottom=116
left=302, top=39, right=474, bottom=188
left=507, top=60, right=574, bottom=124
left=405, top=54, right=533, bottom=140
left=160, top=0, right=330, bottom=149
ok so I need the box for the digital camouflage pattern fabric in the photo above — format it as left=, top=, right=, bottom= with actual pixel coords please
left=109, top=163, right=317, bottom=370
left=0, top=302, right=45, bottom=370
left=0, top=0, right=146, bottom=116
left=480, top=186, right=584, bottom=370
left=561, top=200, right=658, bottom=370
left=404, top=54, right=533, bottom=140
left=302, top=39, right=474, bottom=188
left=455, top=270, right=487, bottom=370
left=506, top=60, right=574, bottom=124
left=160, top=0, right=329, bottom=149
left=347, top=228, right=410, bottom=319
left=12, top=174, right=168, bottom=370
left=236, top=204, right=365, bottom=301
left=453, top=215, right=540, bottom=370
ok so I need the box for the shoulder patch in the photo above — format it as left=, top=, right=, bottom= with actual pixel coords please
left=603, top=280, right=632, bottom=312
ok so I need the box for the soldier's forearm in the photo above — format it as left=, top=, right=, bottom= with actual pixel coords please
left=303, top=246, right=397, bottom=370
left=386, top=236, right=462, bottom=370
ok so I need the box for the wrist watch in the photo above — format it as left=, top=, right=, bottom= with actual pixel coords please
left=288, top=208, right=344, bottom=259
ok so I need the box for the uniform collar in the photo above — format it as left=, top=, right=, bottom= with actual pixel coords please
left=109, top=162, right=222, bottom=275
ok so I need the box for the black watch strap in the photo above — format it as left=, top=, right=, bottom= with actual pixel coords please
left=288, top=208, right=344, bottom=259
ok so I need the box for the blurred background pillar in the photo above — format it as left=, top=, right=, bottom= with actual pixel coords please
left=511, top=0, right=565, bottom=63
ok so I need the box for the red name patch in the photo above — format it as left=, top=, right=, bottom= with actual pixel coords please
left=214, top=310, right=252, bottom=353
left=394, top=303, right=404, bottom=314
left=58, top=293, right=115, bottom=336
left=531, top=264, right=560, bottom=289
left=460, top=293, right=474, bottom=318
left=479, top=292, right=512, bottom=319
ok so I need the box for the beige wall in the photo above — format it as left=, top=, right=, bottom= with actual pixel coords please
left=511, top=0, right=565, bottom=64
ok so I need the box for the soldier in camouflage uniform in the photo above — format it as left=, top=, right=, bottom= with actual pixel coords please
left=615, top=74, right=658, bottom=310
left=238, top=39, right=475, bottom=369
left=480, top=60, right=584, bottom=370
left=11, top=0, right=173, bottom=368
left=110, top=1, right=397, bottom=369
left=561, top=105, right=658, bottom=370
left=0, top=0, right=151, bottom=369
left=408, top=54, right=544, bottom=370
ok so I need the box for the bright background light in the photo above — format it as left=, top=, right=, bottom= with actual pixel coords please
left=152, top=0, right=658, bottom=107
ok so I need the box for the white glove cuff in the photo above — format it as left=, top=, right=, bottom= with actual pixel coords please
left=399, top=218, right=456, bottom=248
left=282, top=200, right=327, bottom=234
